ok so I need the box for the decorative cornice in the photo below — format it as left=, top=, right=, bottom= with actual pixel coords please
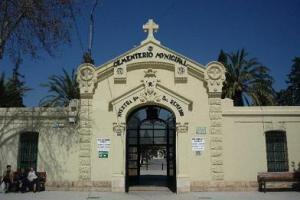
left=204, top=62, right=225, bottom=94
left=0, top=107, right=70, bottom=119
left=264, top=121, right=286, bottom=132
left=139, top=69, right=161, bottom=103
left=77, top=64, right=96, bottom=97
left=223, top=108, right=300, bottom=117
left=113, top=123, right=125, bottom=136
left=176, top=122, right=189, bottom=133
left=175, top=64, right=188, bottom=83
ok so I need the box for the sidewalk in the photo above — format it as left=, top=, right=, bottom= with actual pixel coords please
left=1, top=191, right=300, bottom=200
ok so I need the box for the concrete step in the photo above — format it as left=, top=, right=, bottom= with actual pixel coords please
left=129, top=186, right=171, bottom=192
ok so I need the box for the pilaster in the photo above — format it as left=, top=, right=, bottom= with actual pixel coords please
left=111, top=123, right=126, bottom=192
left=205, top=62, right=226, bottom=181
left=78, top=98, right=93, bottom=180
left=208, top=96, right=224, bottom=180
left=77, top=63, right=96, bottom=181
left=176, top=122, right=190, bottom=192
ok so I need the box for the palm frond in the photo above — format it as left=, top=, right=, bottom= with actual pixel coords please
left=218, top=49, right=275, bottom=106
left=40, top=68, right=80, bottom=107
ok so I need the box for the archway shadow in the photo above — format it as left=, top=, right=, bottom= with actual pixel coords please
left=137, top=175, right=168, bottom=186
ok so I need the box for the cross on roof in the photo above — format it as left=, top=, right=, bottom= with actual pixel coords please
left=141, top=19, right=160, bottom=44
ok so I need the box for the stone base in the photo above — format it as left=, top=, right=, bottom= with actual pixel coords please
left=46, top=180, right=259, bottom=192
left=177, top=175, right=190, bottom=193
left=111, top=174, right=125, bottom=192
left=264, top=182, right=297, bottom=190
left=46, top=181, right=111, bottom=192
left=191, top=181, right=258, bottom=191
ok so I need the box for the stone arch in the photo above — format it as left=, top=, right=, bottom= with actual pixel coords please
left=127, top=101, right=175, bottom=120
left=113, top=99, right=189, bottom=137
left=122, top=101, right=183, bottom=125
left=114, top=99, right=190, bottom=140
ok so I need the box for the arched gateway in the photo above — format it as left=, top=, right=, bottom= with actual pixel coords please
left=126, top=106, right=176, bottom=192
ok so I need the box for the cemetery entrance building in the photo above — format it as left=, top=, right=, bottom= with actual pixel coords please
left=1, top=19, right=300, bottom=193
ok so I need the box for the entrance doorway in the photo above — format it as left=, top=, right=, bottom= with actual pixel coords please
left=125, top=106, right=176, bottom=192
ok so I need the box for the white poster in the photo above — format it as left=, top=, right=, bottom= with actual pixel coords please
left=97, top=138, right=110, bottom=151
left=192, top=137, right=205, bottom=151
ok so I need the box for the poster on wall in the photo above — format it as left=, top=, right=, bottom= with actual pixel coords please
left=192, top=137, right=205, bottom=151
left=97, top=138, right=110, bottom=158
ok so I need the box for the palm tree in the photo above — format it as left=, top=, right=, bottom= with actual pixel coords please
left=218, top=49, right=275, bottom=106
left=40, top=69, right=80, bottom=107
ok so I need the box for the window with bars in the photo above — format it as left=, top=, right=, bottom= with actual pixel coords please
left=18, top=132, right=39, bottom=170
left=265, top=131, right=289, bottom=172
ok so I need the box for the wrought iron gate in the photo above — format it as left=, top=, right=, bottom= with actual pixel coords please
left=125, top=106, right=176, bottom=192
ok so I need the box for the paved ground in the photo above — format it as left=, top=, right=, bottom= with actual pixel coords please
left=1, top=191, right=300, bottom=200
left=140, top=158, right=167, bottom=175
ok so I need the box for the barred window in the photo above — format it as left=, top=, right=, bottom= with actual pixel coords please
left=18, top=132, right=39, bottom=170
left=265, top=131, right=289, bottom=172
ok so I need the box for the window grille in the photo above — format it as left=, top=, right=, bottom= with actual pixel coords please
left=265, top=131, right=289, bottom=172
left=18, top=132, right=39, bottom=170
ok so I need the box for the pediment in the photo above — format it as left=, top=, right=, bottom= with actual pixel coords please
left=76, top=19, right=226, bottom=99
left=108, top=69, right=193, bottom=120
left=92, top=41, right=206, bottom=83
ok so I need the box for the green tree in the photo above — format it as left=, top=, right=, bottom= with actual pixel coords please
left=0, top=0, right=84, bottom=60
left=6, top=57, right=30, bottom=106
left=0, top=57, right=29, bottom=107
left=276, top=89, right=293, bottom=106
left=287, top=57, right=300, bottom=105
left=218, top=49, right=275, bottom=106
left=276, top=57, right=300, bottom=105
left=40, top=68, right=80, bottom=107
left=0, top=73, right=8, bottom=106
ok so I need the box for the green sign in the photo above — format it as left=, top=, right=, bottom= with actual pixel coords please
left=99, top=151, right=108, bottom=158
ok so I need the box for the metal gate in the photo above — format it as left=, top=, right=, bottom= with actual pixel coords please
left=125, top=106, right=176, bottom=192
left=18, top=132, right=39, bottom=170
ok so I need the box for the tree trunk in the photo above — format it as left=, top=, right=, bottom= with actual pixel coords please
left=0, top=39, right=4, bottom=59
left=233, top=91, right=244, bottom=106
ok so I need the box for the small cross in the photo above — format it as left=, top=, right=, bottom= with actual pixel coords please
left=143, top=19, right=159, bottom=40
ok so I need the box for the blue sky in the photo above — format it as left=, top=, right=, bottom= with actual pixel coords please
left=1, top=0, right=300, bottom=107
